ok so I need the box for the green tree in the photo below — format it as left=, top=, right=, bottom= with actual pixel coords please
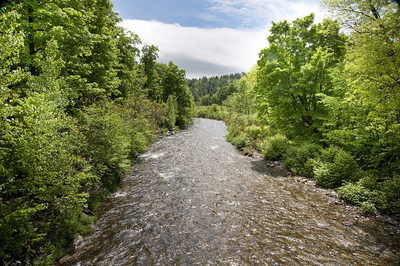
left=161, top=62, right=194, bottom=128
left=141, top=45, right=162, bottom=102
left=85, top=0, right=121, bottom=99
left=115, top=30, right=144, bottom=99
left=322, top=0, right=400, bottom=169
left=9, top=0, right=97, bottom=106
left=0, top=38, right=89, bottom=261
left=226, top=68, right=257, bottom=115
left=321, top=0, right=400, bottom=215
left=188, top=73, right=244, bottom=105
left=254, top=14, right=346, bottom=137
left=165, top=95, right=178, bottom=130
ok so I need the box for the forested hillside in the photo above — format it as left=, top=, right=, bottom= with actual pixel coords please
left=224, top=1, right=400, bottom=217
left=0, top=0, right=193, bottom=263
left=188, top=73, right=243, bottom=105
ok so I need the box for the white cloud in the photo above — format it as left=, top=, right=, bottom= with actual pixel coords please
left=118, top=1, right=329, bottom=78
left=208, top=0, right=327, bottom=27
left=120, top=19, right=268, bottom=78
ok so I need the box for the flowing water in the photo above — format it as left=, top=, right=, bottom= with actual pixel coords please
left=63, top=118, right=400, bottom=265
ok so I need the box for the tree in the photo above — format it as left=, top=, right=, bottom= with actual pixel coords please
left=165, top=95, right=178, bottom=130
left=0, top=0, right=195, bottom=262
left=85, top=0, right=121, bottom=99
left=141, top=45, right=162, bottom=102
left=254, top=14, right=346, bottom=137
left=0, top=38, right=89, bottom=261
left=321, top=0, right=400, bottom=166
left=161, top=62, right=194, bottom=128
left=227, top=68, right=257, bottom=115
left=115, top=29, right=144, bottom=99
left=187, top=73, right=244, bottom=105
left=319, top=0, right=400, bottom=215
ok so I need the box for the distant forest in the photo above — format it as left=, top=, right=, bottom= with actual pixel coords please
left=188, top=73, right=244, bottom=105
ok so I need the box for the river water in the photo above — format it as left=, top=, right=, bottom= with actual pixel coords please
left=63, top=118, right=400, bottom=265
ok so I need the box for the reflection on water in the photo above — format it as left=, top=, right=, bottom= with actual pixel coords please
left=63, top=118, right=400, bottom=265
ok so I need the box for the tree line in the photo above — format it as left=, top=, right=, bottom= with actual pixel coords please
left=0, top=0, right=193, bottom=263
left=188, top=73, right=243, bottom=105
left=221, top=0, right=400, bottom=217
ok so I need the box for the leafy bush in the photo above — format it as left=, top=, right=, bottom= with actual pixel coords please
left=338, top=181, right=376, bottom=205
left=284, top=142, right=322, bottom=177
left=196, top=105, right=227, bottom=120
left=261, top=134, right=291, bottom=161
left=121, top=96, right=164, bottom=155
left=244, top=125, right=263, bottom=140
left=378, top=175, right=400, bottom=216
left=228, top=133, right=250, bottom=149
left=78, top=101, right=131, bottom=204
left=360, top=201, right=378, bottom=215
left=128, top=117, right=155, bottom=156
left=312, top=146, right=358, bottom=188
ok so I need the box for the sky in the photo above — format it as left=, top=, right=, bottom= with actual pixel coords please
left=111, top=0, right=328, bottom=78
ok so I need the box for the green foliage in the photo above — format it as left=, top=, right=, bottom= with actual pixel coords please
left=195, top=105, right=228, bottom=120
left=312, top=147, right=358, bottom=188
left=0, top=39, right=89, bottom=261
left=224, top=6, right=400, bottom=217
left=210, top=83, right=239, bottom=105
left=225, top=68, right=257, bottom=115
left=188, top=73, right=244, bottom=104
left=225, top=112, right=270, bottom=155
left=261, top=134, right=291, bottom=161
left=338, top=181, right=378, bottom=215
left=141, top=45, right=161, bottom=102
left=378, top=175, right=400, bottom=216
left=115, top=30, right=143, bottom=99
left=339, top=174, right=400, bottom=216
left=321, top=0, right=400, bottom=172
left=339, top=181, right=375, bottom=205
left=228, top=133, right=250, bottom=149
left=161, top=62, right=194, bottom=128
left=360, top=201, right=378, bottom=215
left=254, top=14, right=346, bottom=137
left=284, top=142, right=322, bottom=177
left=165, top=95, right=177, bottom=130
left=79, top=101, right=131, bottom=187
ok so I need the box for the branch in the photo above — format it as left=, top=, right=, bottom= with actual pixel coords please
left=341, top=7, right=376, bottom=21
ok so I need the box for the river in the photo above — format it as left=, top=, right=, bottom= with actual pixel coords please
left=62, top=118, right=400, bottom=265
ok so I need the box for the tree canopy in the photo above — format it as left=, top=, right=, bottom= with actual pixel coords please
left=254, top=14, right=346, bottom=136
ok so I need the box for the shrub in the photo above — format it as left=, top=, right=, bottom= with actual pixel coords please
left=338, top=181, right=376, bottom=205
left=312, top=146, right=358, bottom=188
left=360, top=201, right=378, bottom=215
left=229, top=133, right=250, bottom=149
left=79, top=101, right=131, bottom=202
left=284, top=142, right=322, bottom=177
left=211, top=104, right=218, bottom=113
left=262, top=134, right=290, bottom=161
left=379, top=175, right=400, bottom=216
left=244, top=125, right=263, bottom=140
left=128, top=117, right=155, bottom=156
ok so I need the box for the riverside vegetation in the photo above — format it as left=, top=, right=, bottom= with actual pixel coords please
left=0, top=0, right=194, bottom=263
left=197, top=1, right=400, bottom=218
